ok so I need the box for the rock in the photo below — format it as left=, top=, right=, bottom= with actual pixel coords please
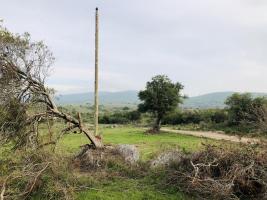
left=116, top=144, right=139, bottom=164
left=151, top=150, right=184, bottom=168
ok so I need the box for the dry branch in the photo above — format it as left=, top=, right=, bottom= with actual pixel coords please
left=2, top=53, right=103, bottom=148
left=162, top=145, right=267, bottom=200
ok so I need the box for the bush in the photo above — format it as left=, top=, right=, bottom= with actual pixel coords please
left=162, top=109, right=228, bottom=125
left=0, top=99, right=29, bottom=149
left=99, top=110, right=141, bottom=124
left=226, top=93, right=267, bottom=126
left=210, top=109, right=228, bottom=123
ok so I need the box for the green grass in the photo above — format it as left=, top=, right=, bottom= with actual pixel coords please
left=5, top=124, right=230, bottom=200
left=77, top=178, right=187, bottom=200
left=55, top=125, right=214, bottom=200
left=2, top=124, right=234, bottom=199
left=58, top=125, right=217, bottom=160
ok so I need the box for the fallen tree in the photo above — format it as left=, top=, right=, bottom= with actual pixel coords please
left=0, top=25, right=102, bottom=149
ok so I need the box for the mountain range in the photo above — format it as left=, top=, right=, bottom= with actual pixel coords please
left=55, top=91, right=267, bottom=109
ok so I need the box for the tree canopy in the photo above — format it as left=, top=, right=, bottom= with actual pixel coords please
left=225, top=93, right=267, bottom=132
left=138, top=75, right=184, bottom=132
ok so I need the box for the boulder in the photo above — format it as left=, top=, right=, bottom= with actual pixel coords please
left=151, top=150, right=184, bottom=168
left=116, top=144, right=139, bottom=164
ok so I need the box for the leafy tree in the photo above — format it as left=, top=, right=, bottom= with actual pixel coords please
left=225, top=93, right=267, bottom=128
left=138, top=75, right=184, bottom=132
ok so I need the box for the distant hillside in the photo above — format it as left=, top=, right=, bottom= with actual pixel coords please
left=55, top=91, right=267, bottom=109
left=183, top=92, right=267, bottom=109
left=182, top=92, right=235, bottom=109
left=55, top=91, right=139, bottom=105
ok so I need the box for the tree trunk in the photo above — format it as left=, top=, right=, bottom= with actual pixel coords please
left=153, top=116, right=162, bottom=133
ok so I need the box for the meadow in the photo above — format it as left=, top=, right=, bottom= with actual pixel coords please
left=53, top=125, right=236, bottom=200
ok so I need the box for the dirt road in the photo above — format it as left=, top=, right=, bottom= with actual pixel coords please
left=161, top=128, right=262, bottom=144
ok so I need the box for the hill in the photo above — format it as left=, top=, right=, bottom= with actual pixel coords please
left=55, top=91, right=139, bottom=106
left=184, top=92, right=267, bottom=109
left=183, top=92, right=235, bottom=109
left=55, top=91, right=267, bottom=109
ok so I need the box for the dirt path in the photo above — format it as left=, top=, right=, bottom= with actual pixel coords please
left=161, top=128, right=262, bottom=144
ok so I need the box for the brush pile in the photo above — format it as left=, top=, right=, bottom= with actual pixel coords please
left=163, top=145, right=267, bottom=200
left=0, top=150, right=80, bottom=200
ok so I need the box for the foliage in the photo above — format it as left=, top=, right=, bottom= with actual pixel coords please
left=0, top=99, right=29, bottom=149
left=226, top=93, right=266, bottom=125
left=138, top=75, right=184, bottom=132
left=99, top=110, right=141, bottom=124
left=162, top=109, right=228, bottom=125
left=0, top=25, right=54, bottom=149
left=225, top=93, right=267, bottom=132
left=0, top=25, right=103, bottom=149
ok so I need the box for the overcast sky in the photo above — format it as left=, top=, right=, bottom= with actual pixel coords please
left=1, top=0, right=267, bottom=96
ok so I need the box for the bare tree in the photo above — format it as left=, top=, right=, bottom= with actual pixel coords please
left=0, top=26, right=103, bottom=149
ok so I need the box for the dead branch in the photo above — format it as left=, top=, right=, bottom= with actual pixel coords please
left=21, top=162, right=50, bottom=199
left=0, top=42, right=103, bottom=148
left=0, top=176, right=9, bottom=200
left=163, top=145, right=267, bottom=200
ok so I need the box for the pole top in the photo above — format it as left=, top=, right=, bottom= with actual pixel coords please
left=96, top=7, right=98, bottom=11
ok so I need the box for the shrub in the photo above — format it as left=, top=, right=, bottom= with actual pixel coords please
left=226, top=93, right=267, bottom=126
left=162, top=109, right=228, bottom=125
left=99, top=110, right=141, bottom=124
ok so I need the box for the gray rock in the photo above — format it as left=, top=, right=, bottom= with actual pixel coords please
left=151, top=150, right=184, bottom=168
left=116, top=144, right=139, bottom=164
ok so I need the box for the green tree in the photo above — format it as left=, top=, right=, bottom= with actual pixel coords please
left=225, top=93, right=267, bottom=127
left=138, top=75, right=184, bottom=132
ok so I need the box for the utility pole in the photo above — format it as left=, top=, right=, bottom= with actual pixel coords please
left=94, top=7, right=99, bottom=136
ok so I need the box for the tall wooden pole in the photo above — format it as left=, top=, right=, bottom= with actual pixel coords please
left=94, top=7, right=99, bottom=136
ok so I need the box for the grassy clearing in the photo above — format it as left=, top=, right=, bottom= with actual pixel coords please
left=55, top=125, right=212, bottom=199
left=55, top=125, right=236, bottom=200
left=57, top=125, right=221, bottom=160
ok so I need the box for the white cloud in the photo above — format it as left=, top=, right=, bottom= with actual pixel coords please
left=2, top=0, right=267, bottom=95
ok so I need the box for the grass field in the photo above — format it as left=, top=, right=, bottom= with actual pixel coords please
left=57, top=125, right=220, bottom=160
left=50, top=125, right=235, bottom=200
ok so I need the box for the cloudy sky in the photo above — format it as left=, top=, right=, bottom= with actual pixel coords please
left=1, top=0, right=267, bottom=96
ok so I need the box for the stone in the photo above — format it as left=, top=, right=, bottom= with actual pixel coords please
left=151, top=150, right=184, bottom=168
left=116, top=144, right=139, bottom=164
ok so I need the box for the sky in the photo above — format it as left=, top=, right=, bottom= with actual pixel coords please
left=1, top=0, right=267, bottom=97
